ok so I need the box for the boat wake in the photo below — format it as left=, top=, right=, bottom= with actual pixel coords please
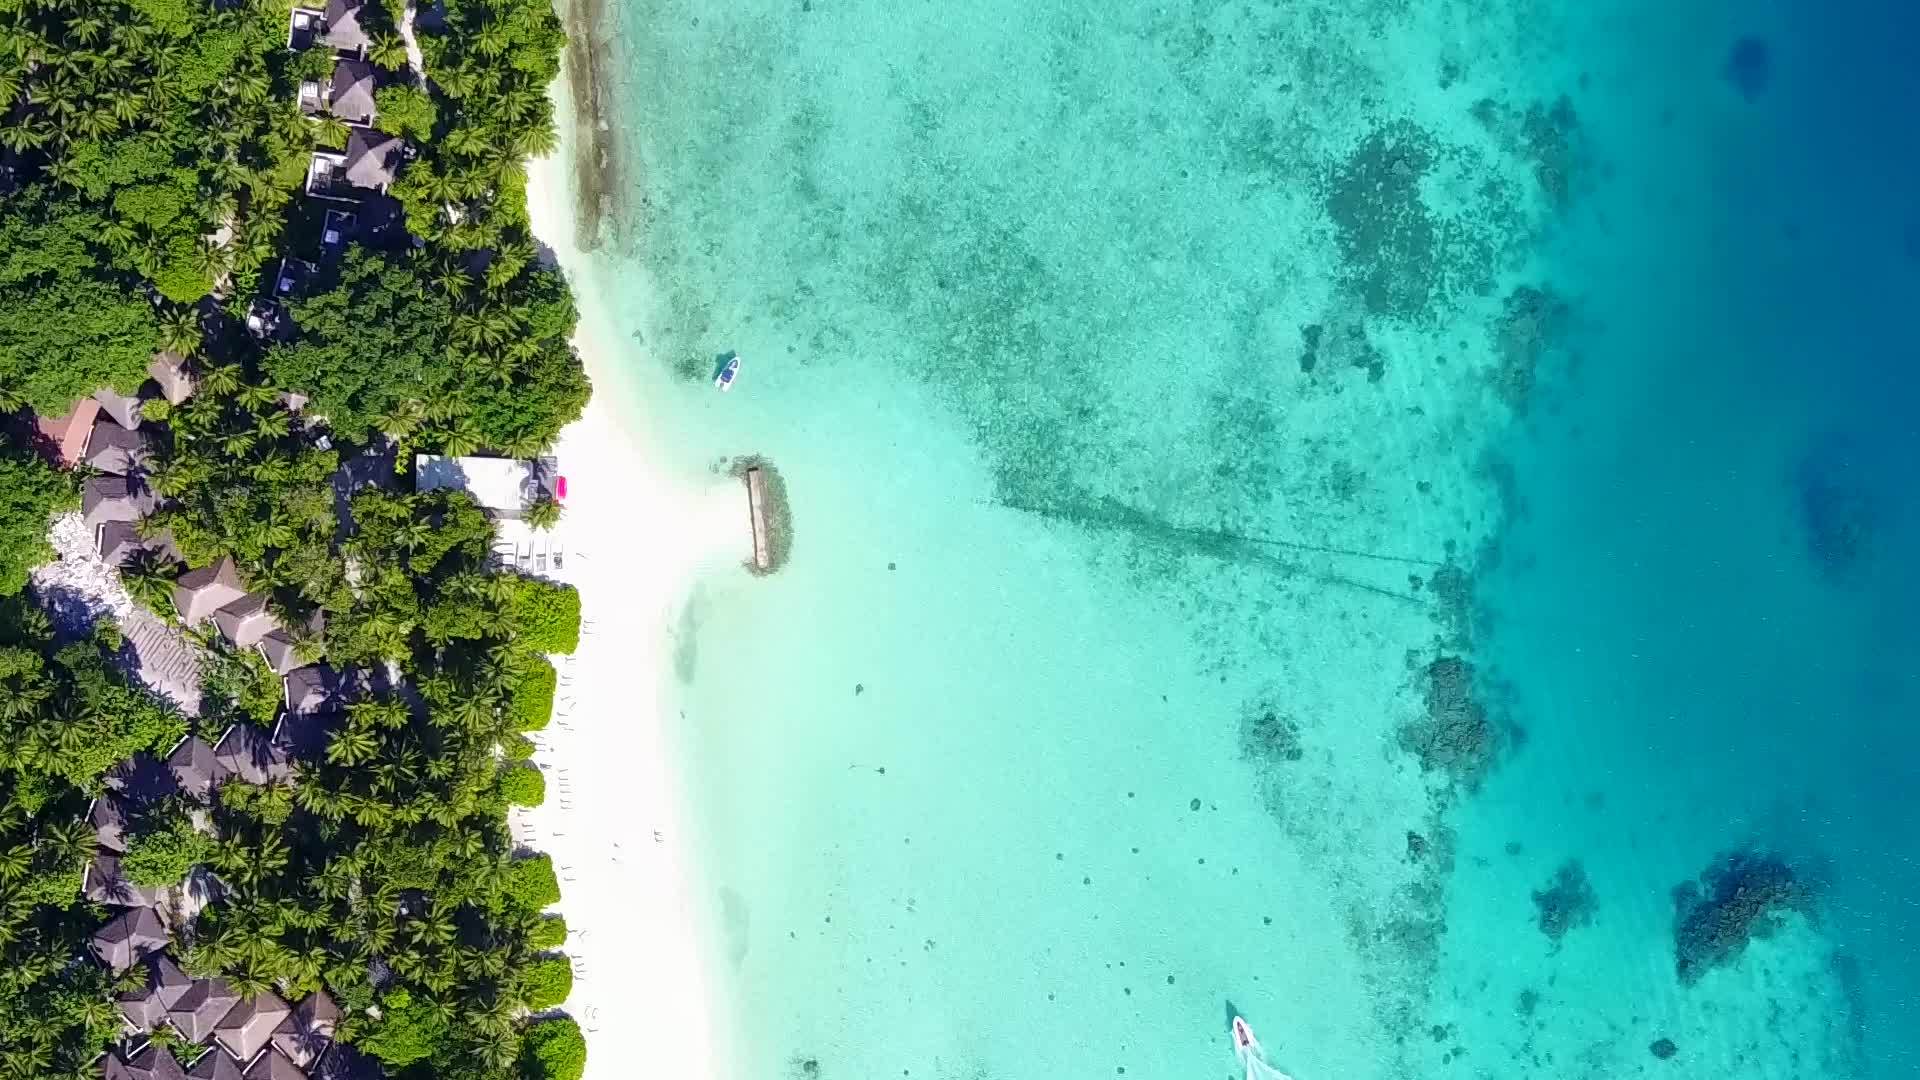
left=1233, top=1015, right=1295, bottom=1080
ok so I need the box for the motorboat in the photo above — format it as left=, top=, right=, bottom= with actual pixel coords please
left=715, top=354, right=741, bottom=391
left=1232, top=1016, right=1261, bottom=1064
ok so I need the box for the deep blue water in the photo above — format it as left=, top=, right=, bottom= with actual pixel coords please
left=1472, top=1, right=1920, bottom=1073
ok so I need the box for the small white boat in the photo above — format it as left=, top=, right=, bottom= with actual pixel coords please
left=1233, top=1016, right=1262, bottom=1065
left=715, top=354, right=741, bottom=391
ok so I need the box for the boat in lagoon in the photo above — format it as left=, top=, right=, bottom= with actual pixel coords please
left=1233, top=1015, right=1261, bottom=1063
left=714, top=354, right=741, bottom=391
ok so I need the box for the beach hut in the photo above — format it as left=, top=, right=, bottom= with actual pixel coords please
left=91, top=907, right=169, bottom=972
left=166, top=976, right=241, bottom=1044
left=173, top=557, right=248, bottom=625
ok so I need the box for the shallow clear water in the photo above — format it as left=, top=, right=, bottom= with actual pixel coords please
left=563, top=0, right=1917, bottom=1076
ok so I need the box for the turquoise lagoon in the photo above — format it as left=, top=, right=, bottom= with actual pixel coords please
left=552, top=0, right=1915, bottom=1077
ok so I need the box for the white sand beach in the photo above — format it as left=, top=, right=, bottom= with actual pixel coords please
left=519, top=134, right=747, bottom=1080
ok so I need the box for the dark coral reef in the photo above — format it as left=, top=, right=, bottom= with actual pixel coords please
left=1531, top=859, right=1598, bottom=945
left=1671, top=850, right=1818, bottom=985
left=1240, top=705, right=1305, bottom=764
left=1492, top=284, right=1570, bottom=413
left=1398, top=656, right=1507, bottom=789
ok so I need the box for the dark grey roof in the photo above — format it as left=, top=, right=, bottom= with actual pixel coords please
left=186, top=1049, right=248, bottom=1080
left=174, top=557, right=248, bottom=625
left=270, top=710, right=336, bottom=761
left=213, top=724, right=292, bottom=785
left=282, top=665, right=365, bottom=716
left=91, top=907, right=169, bottom=971
left=118, top=952, right=193, bottom=1031
left=90, top=793, right=130, bottom=852
left=123, top=1044, right=189, bottom=1080
left=168, top=976, right=241, bottom=1043
left=94, top=387, right=145, bottom=429
left=242, top=1047, right=307, bottom=1080
left=343, top=129, right=403, bottom=191
left=291, top=990, right=340, bottom=1035
left=84, top=475, right=156, bottom=531
left=270, top=989, right=341, bottom=1067
left=149, top=352, right=195, bottom=405
left=165, top=735, right=230, bottom=800
left=213, top=593, right=280, bottom=649
left=99, top=521, right=182, bottom=568
left=321, top=0, right=367, bottom=53
left=84, top=851, right=166, bottom=907
left=105, top=1051, right=140, bottom=1080
left=329, top=59, right=377, bottom=125
left=256, top=631, right=305, bottom=676
left=107, top=754, right=183, bottom=803
left=310, top=1043, right=377, bottom=1080
left=83, top=418, right=151, bottom=475
left=214, top=991, right=292, bottom=1062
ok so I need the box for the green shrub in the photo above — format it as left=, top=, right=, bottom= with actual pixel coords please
left=508, top=659, right=557, bottom=731
left=520, top=955, right=573, bottom=1010
left=358, top=988, right=450, bottom=1067
left=501, top=854, right=560, bottom=912
left=528, top=916, right=567, bottom=950
left=500, top=764, right=545, bottom=806
left=503, top=732, right=536, bottom=761
left=519, top=1017, right=586, bottom=1080
left=508, top=579, right=579, bottom=654
left=0, top=453, right=76, bottom=596
left=121, top=810, right=211, bottom=886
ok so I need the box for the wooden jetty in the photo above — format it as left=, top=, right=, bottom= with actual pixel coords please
left=745, top=466, right=772, bottom=571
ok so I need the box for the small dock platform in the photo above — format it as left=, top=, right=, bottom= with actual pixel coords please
left=746, top=467, right=772, bottom=571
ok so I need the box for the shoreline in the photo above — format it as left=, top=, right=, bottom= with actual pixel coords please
left=522, top=46, right=744, bottom=1080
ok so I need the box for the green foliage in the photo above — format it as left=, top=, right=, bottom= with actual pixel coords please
left=359, top=987, right=452, bottom=1067
left=0, top=276, right=160, bottom=414
left=197, top=642, right=285, bottom=726
left=265, top=250, right=458, bottom=444
left=0, top=640, right=186, bottom=787
left=518, top=1017, right=586, bottom=1080
left=0, top=0, right=591, bottom=1066
left=518, top=955, right=572, bottom=1011
left=0, top=613, right=149, bottom=1074
left=501, top=732, right=535, bottom=761
left=120, top=805, right=212, bottom=886
left=499, top=764, right=544, bottom=807
left=0, top=453, right=76, bottom=596
left=375, top=85, right=440, bottom=140
left=522, top=495, right=562, bottom=531
left=500, top=854, right=560, bottom=912
left=504, top=579, right=580, bottom=655
left=527, top=916, right=567, bottom=951
left=507, top=659, right=557, bottom=731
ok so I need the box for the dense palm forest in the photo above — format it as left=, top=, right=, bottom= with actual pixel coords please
left=0, top=0, right=592, bottom=1075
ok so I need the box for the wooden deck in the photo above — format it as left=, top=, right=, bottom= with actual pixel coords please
left=746, top=467, right=772, bottom=571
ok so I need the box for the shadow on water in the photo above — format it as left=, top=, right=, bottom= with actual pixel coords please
left=986, top=479, right=1440, bottom=605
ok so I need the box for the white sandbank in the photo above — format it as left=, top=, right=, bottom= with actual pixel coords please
left=520, top=110, right=746, bottom=1080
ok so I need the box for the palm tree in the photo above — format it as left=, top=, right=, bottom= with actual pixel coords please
left=434, top=421, right=482, bottom=458
left=501, top=429, right=548, bottom=460
left=376, top=400, right=426, bottom=442
left=120, top=549, right=180, bottom=615
left=233, top=383, right=278, bottom=411
left=523, top=495, right=561, bottom=531
left=326, top=726, right=380, bottom=767
left=368, top=31, right=409, bottom=71
left=194, top=240, right=229, bottom=285
left=512, top=118, right=559, bottom=158
left=158, top=309, right=201, bottom=357
left=311, top=112, right=349, bottom=149
left=199, top=363, right=241, bottom=397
